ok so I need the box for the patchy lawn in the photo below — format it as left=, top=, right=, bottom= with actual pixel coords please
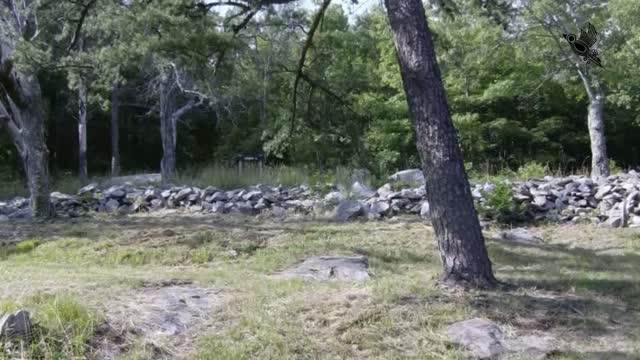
left=1, top=213, right=639, bottom=359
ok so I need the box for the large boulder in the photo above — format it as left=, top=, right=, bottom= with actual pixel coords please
left=388, top=169, right=425, bottom=187
left=335, top=200, right=365, bottom=222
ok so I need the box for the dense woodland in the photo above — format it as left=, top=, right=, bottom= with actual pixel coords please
left=1, top=0, right=640, bottom=183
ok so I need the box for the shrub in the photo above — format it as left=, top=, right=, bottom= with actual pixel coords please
left=516, top=161, right=548, bottom=180
left=477, top=182, right=525, bottom=224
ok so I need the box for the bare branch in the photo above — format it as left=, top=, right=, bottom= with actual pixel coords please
left=288, top=0, right=331, bottom=136
left=67, top=0, right=98, bottom=52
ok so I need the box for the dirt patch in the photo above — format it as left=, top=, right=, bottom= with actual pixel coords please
left=98, top=280, right=225, bottom=359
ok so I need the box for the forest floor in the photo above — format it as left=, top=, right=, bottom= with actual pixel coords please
left=1, top=212, right=639, bottom=359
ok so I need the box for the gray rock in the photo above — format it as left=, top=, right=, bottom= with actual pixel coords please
left=77, top=183, right=98, bottom=196
left=203, top=186, right=223, bottom=196
left=533, top=195, right=548, bottom=207
left=270, top=206, right=287, bottom=217
left=0, top=309, right=31, bottom=341
left=262, top=192, right=280, bottom=203
left=604, top=215, right=623, bottom=228
left=174, top=188, right=193, bottom=202
left=388, top=169, right=425, bottom=187
left=8, top=209, right=32, bottom=220
left=351, top=181, right=375, bottom=198
left=207, top=191, right=228, bottom=203
left=106, top=187, right=126, bottom=199
left=274, top=256, right=370, bottom=281
left=446, top=318, right=505, bottom=359
left=335, top=200, right=364, bottom=222
left=377, top=183, right=394, bottom=200
left=370, top=201, right=391, bottom=216
left=594, top=184, right=613, bottom=200
left=399, top=188, right=421, bottom=200
left=150, top=199, right=164, bottom=210
left=105, top=199, right=120, bottom=213
left=420, top=201, right=430, bottom=219
left=0, top=215, right=8, bottom=223
left=506, top=334, right=556, bottom=359
left=496, top=228, right=543, bottom=244
left=472, top=188, right=483, bottom=199
left=50, top=192, right=75, bottom=202
left=211, top=201, right=226, bottom=213
left=242, top=191, right=262, bottom=201
left=324, top=191, right=345, bottom=205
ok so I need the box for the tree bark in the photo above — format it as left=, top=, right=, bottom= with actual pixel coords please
left=159, top=76, right=178, bottom=183
left=384, top=0, right=497, bottom=287
left=110, top=84, right=121, bottom=176
left=0, top=72, right=53, bottom=218
left=577, top=70, right=609, bottom=179
left=78, top=80, right=88, bottom=182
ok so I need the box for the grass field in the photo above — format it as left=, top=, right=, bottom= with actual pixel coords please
left=1, top=213, right=639, bottom=359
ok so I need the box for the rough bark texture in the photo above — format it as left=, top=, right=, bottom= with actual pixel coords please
left=0, top=40, right=53, bottom=218
left=78, top=80, right=88, bottom=181
left=384, top=0, right=497, bottom=287
left=588, top=92, right=608, bottom=179
left=110, top=84, right=121, bottom=176
left=159, top=76, right=178, bottom=183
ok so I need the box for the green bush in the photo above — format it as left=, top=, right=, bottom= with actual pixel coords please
left=477, top=182, right=525, bottom=224
left=515, top=161, right=548, bottom=180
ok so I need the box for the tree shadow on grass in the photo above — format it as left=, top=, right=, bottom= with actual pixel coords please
left=477, top=239, right=640, bottom=358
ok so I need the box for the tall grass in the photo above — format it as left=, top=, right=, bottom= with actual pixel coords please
left=174, top=164, right=377, bottom=190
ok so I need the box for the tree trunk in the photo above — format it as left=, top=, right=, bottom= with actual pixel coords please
left=110, top=84, right=121, bottom=176
left=1, top=74, right=53, bottom=218
left=78, top=80, right=88, bottom=182
left=577, top=69, right=609, bottom=180
left=159, top=77, right=177, bottom=183
left=587, top=89, right=608, bottom=179
left=384, top=0, right=497, bottom=287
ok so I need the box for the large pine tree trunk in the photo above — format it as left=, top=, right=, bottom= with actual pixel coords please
left=384, top=0, right=497, bottom=287
left=110, top=84, right=121, bottom=176
left=78, top=81, right=88, bottom=182
left=159, top=77, right=177, bottom=183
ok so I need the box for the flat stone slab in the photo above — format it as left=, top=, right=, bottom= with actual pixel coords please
left=446, top=318, right=505, bottom=359
left=274, top=256, right=370, bottom=281
left=446, top=318, right=556, bottom=359
left=494, top=228, right=543, bottom=245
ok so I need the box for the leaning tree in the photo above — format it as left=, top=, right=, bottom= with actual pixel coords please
left=384, top=0, right=497, bottom=286
left=0, top=0, right=52, bottom=218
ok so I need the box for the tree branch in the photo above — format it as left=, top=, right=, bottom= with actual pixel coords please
left=289, top=0, right=331, bottom=136
left=67, top=0, right=98, bottom=52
